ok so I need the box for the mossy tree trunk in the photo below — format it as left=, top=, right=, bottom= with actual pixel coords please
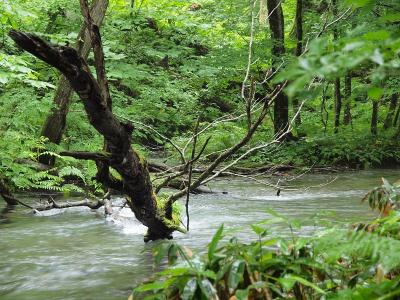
left=9, top=30, right=178, bottom=241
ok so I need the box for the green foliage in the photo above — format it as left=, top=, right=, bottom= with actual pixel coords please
left=258, top=132, right=400, bottom=168
left=1, top=0, right=400, bottom=198
left=363, top=178, right=400, bottom=213
left=134, top=208, right=400, bottom=299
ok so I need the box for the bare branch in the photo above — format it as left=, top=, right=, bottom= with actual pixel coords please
left=185, top=118, right=200, bottom=230
left=153, top=136, right=211, bottom=193
left=116, top=115, right=186, bottom=165
left=241, top=0, right=257, bottom=100
left=168, top=83, right=286, bottom=204
left=316, top=6, right=353, bottom=38
left=60, top=150, right=111, bottom=161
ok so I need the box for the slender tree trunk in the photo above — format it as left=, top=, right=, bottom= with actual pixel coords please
left=79, top=0, right=114, bottom=202
left=396, top=115, right=400, bottom=138
left=332, top=0, right=341, bottom=134
left=343, top=72, right=352, bottom=125
left=39, top=0, right=109, bottom=166
left=334, top=78, right=342, bottom=133
left=267, top=0, right=290, bottom=136
left=371, top=100, right=379, bottom=136
left=394, top=98, right=400, bottom=126
left=294, top=0, right=303, bottom=57
left=259, top=0, right=268, bottom=25
left=383, top=93, right=398, bottom=129
left=292, top=0, right=303, bottom=126
left=130, top=0, right=135, bottom=17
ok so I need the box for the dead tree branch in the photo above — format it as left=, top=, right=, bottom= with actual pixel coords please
left=34, top=197, right=105, bottom=211
left=60, top=151, right=111, bottom=161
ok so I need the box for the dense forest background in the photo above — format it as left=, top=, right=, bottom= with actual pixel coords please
left=1, top=0, right=400, bottom=299
left=1, top=0, right=399, bottom=198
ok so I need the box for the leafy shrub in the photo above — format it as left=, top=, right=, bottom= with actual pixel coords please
left=258, top=133, right=400, bottom=169
left=133, top=208, right=400, bottom=299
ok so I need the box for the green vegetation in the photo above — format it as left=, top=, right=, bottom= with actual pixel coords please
left=1, top=0, right=399, bottom=196
left=1, top=0, right=400, bottom=297
left=133, top=180, right=400, bottom=299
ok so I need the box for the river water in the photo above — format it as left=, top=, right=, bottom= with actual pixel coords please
left=0, top=169, right=398, bottom=300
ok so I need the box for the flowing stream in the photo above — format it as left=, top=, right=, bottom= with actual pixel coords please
left=0, top=169, right=398, bottom=300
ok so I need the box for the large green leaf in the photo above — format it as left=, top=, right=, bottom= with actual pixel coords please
left=198, top=279, right=219, bottom=300
left=182, top=278, right=197, bottom=300
left=228, top=260, right=245, bottom=292
left=208, top=224, right=224, bottom=262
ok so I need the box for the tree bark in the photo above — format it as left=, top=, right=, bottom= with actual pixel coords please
left=35, top=198, right=105, bottom=211
left=39, top=0, right=109, bottom=166
left=343, top=72, right=352, bottom=126
left=292, top=0, right=303, bottom=126
left=383, top=93, right=398, bottom=129
left=396, top=114, right=400, bottom=138
left=267, top=0, right=290, bottom=136
left=334, top=78, right=342, bottom=133
left=9, top=30, right=180, bottom=241
left=394, top=95, right=400, bottom=126
left=332, top=0, right=341, bottom=134
left=130, top=0, right=135, bottom=17
left=0, top=176, right=19, bottom=206
left=371, top=100, right=379, bottom=136
left=259, top=0, right=268, bottom=26
left=79, top=0, right=114, bottom=198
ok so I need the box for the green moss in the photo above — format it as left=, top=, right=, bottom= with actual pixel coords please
left=155, top=193, right=182, bottom=229
left=135, top=151, right=147, bottom=168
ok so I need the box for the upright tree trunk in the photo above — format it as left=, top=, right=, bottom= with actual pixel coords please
left=292, top=0, right=303, bottom=126
left=396, top=114, right=400, bottom=138
left=343, top=72, right=352, bottom=125
left=267, top=0, right=290, bottom=135
left=371, top=100, right=379, bottom=136
left=332, top=0, right=341, bottom=134
left=39, top=0, right=109, bottom=166
left=259, top=0, right=268, bottom=25
left=383, top=93, right=398, bottom=129
left=130, top=0, right=135, bottom=17
left=334, top=78, right=342, bottom=133
left=79, top=0, right=114, bottom=206
left=394, top=96, right=400, bottom=126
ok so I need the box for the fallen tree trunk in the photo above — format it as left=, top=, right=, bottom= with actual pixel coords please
left=34, top=197, right=104, bottom=211
left=0, top=176, right=19, bottom=206
left=0, top=176, right=36, bottom=208
left=9, top=30, right=181, bottom=241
